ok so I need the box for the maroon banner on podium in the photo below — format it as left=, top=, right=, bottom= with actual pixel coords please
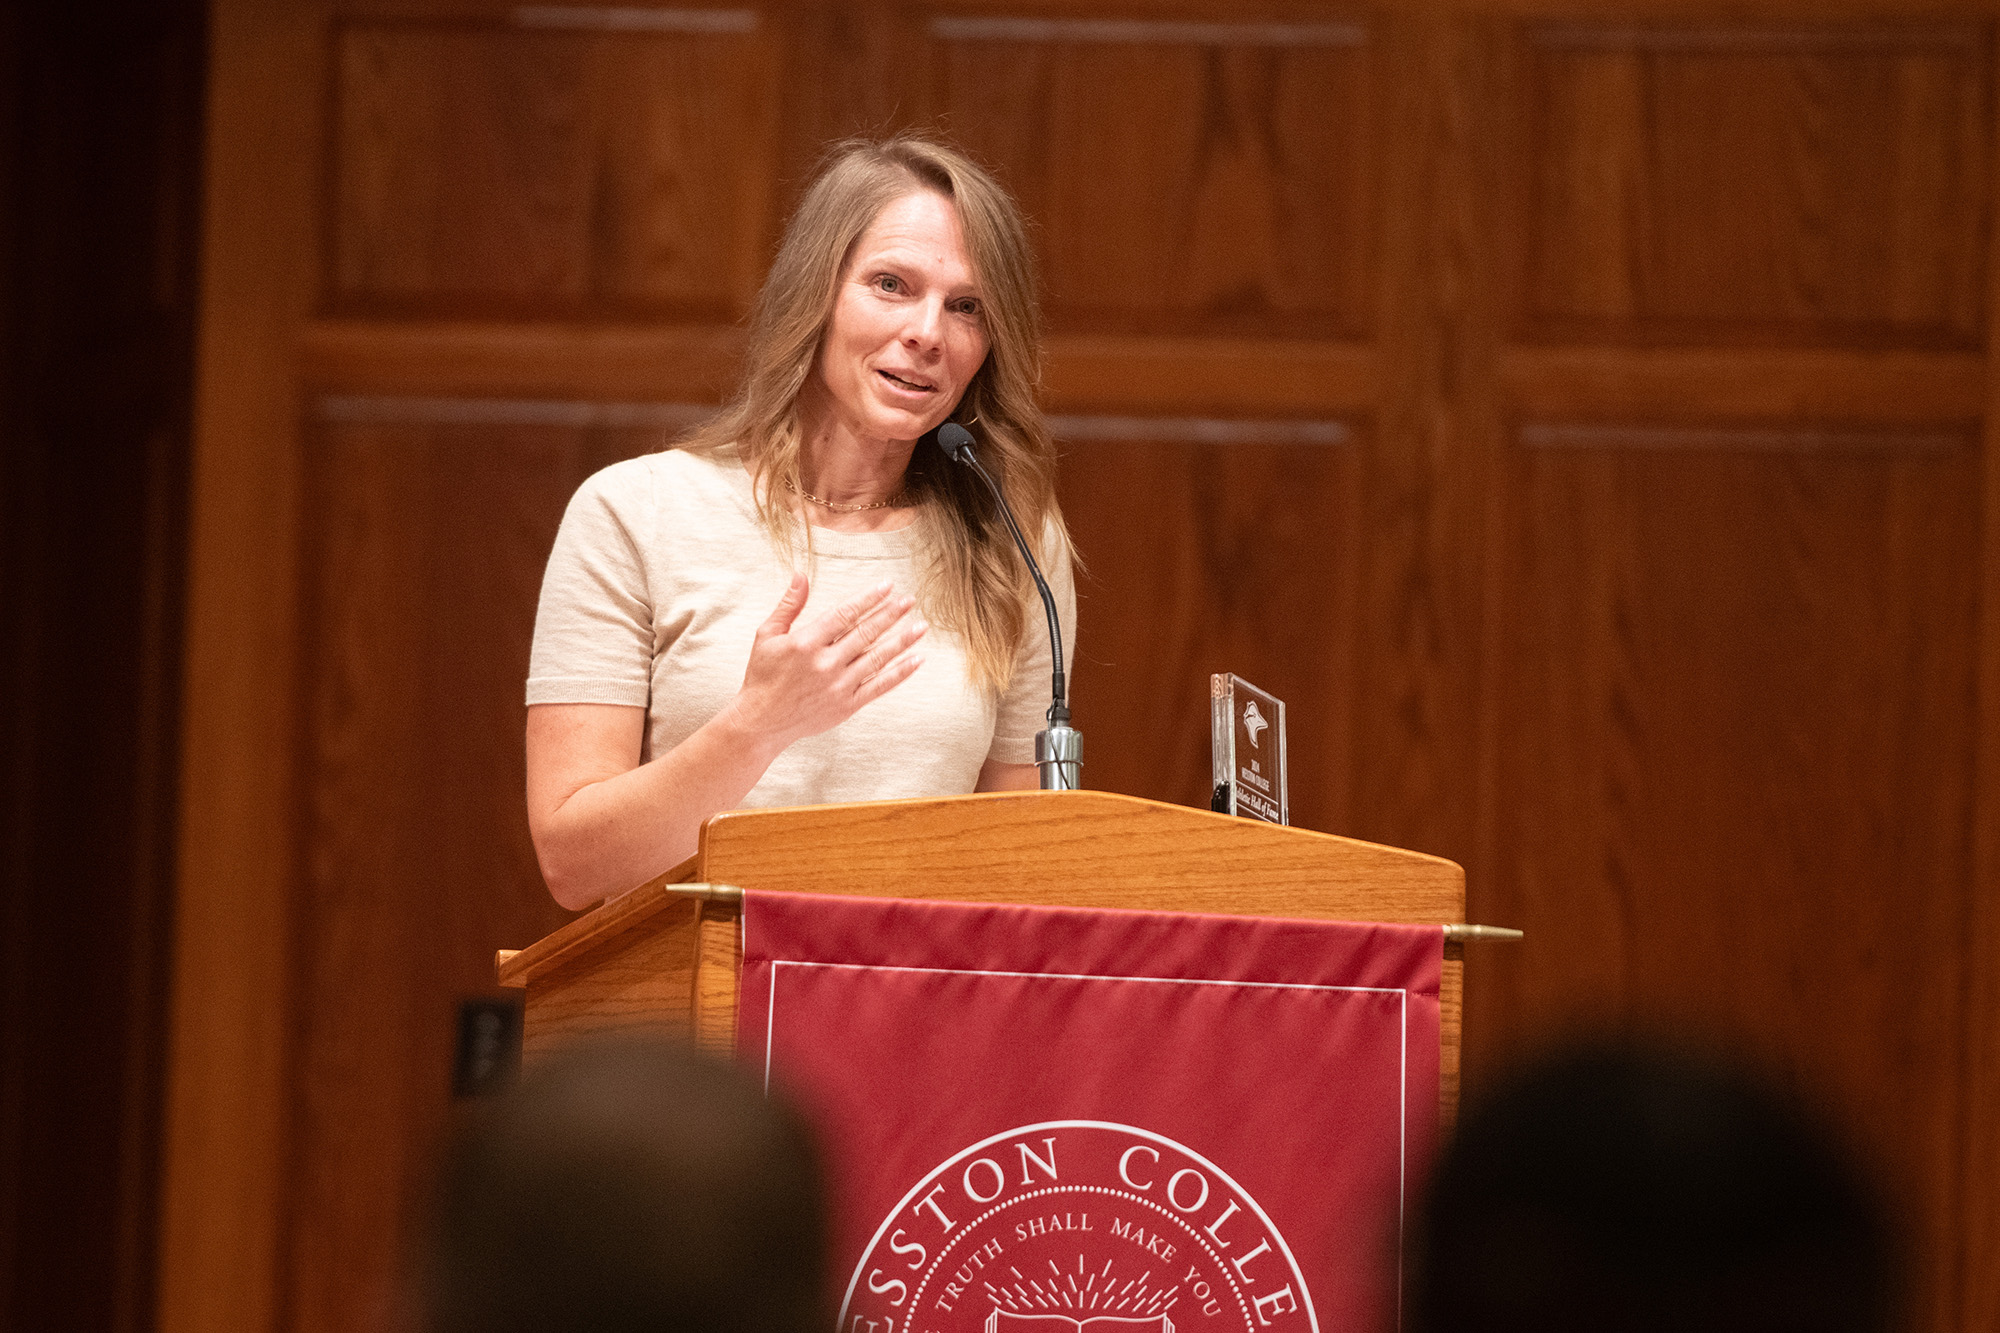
left=737, top=892, right=1442, bottom=1333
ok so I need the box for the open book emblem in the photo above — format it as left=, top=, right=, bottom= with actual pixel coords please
left=1242, top=701, right=1269, bottom=748
left=988, top=1314, right=1171, bottom=1333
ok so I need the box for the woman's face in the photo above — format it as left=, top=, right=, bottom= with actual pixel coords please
left=811, top=190, right=990, bottom=449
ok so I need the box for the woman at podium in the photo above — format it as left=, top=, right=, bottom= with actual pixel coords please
left=523, top=135, right=1076, bottom=911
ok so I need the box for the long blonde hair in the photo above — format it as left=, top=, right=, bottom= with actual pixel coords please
left=678, top=134, right=1069, bottom=696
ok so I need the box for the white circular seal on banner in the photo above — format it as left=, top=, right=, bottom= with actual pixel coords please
left=839, top=1122, right=1316, bottom=1333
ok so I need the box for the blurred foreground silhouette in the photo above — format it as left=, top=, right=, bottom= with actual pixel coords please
left=1411, top=1040, right=1898, bottom=1333
left=417, top=1037, right=828, bottom=1333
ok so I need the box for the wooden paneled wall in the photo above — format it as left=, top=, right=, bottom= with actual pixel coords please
left=170, top=3, right=1999, bottom=1332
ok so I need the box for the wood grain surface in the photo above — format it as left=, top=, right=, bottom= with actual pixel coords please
left=1439, top=946, right=1464, bottom=1124
left=1473, top=430, right=1979, bottom=1327
left=691, top=904, right=743, bottom=1055
left=1356, top=7, right=1507, bottom=871
left=698, top=791, right=1464, bottom=920
left=331, top=17, right=779, bottom=317
left=1512, top=23, right=1989, bottom=348
left=930, top=20, right=1376, bottom=338
left=495, top=876, right=702, bottom=988
left=167, top=3, right=2000, bottom=1331
left=281, top=416, right=651, bottom=1333
left=1058, top=434, right=1362, bottom=832
left=517, top=902, right=702, bottom=1057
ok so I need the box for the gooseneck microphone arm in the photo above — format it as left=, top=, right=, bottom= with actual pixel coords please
left=935, top=422, right=1081, bottom=789
left=936, top=424, right=1067, bottom=720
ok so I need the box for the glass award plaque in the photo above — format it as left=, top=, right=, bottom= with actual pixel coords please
left=1210, top=673, right=1288, bottom=825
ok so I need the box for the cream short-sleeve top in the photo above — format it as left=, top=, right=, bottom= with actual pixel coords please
left=526, top=444, right=1075, bottom=808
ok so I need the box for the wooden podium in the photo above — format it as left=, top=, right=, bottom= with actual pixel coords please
left=498, top=790, right=1471, bottom=1113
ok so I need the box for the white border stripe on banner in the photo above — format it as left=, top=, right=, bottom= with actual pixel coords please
left=768, top=957, right=1410, bottom=993
left=1400, top=988, right=1409, bottom=1326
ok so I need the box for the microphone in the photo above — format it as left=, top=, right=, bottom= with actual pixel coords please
left=935, top=422, right=1081, bottom=790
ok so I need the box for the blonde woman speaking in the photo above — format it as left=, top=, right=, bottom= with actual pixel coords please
left=525, top=136, right=1076, bottom=910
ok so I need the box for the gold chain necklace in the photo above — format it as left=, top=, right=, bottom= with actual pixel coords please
left=784, top=477, right=906, bottom=513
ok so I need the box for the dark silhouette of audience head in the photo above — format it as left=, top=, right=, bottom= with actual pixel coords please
left=419, top=1035, right=827, bottom=1333
left=1411, top=1039, right=1897, bottom=1333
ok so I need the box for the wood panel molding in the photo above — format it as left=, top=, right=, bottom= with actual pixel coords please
left=1525, top=20, right=1986, bottom=51
left=301, top=317, right=747, bottom=399
left=299, top=321, right=1382, bottom=415
left=1517, top=421, right=1970, bottom=453
left=512, top=5, right=759, bottom=33
left=1050, top=414, right=1349, bottom=445
left=1472, top=0, right=1994, bottom=12
left=311, top=393, right=1360, bottom=446
left=314, top=392, right=717, bottom=431
left=311, top=333, right=1975, bottom=424
left=1500, top=346, right=1986, bottom=423
left=1043, top=335, right=1379, bottom=414
left=927, top=16, right=1367, bottom=46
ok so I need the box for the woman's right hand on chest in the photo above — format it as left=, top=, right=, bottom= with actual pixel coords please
left=719, top=573, right=928, bottom=749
